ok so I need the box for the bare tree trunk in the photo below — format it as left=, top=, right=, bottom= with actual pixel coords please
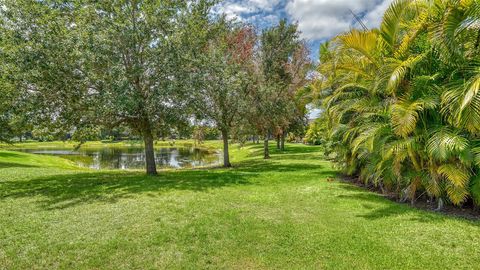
left=280, top=131, right=285, bottom=151
left=379, top=182, right=386, bottom=194
left=221, top=129, right=231, bottom=168
left=436, top=198, right=444, bottom=211
left=143, top=131, right=157, bottom=175
left=276, top=135, right=280, bottom=149
left=264, top=134, right=270, bottom=159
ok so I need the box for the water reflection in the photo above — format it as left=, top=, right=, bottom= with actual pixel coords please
left=18, top=147, right=222, bottom=170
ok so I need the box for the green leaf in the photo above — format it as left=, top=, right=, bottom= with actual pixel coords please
left=426, top=128, right=469, bottom=161
left=438, top=164, right=470, bottom=188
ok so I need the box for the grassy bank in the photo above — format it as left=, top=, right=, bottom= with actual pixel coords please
left=0, top=139, right=221, bottom=152
left=0, top=142, right=479, bottom=269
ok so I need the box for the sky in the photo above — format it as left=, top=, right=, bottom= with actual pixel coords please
left=214, top=0, right=393, bottom=61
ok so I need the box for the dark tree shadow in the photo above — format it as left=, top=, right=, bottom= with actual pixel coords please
left=0, top=152, right=40, bottom=168
left=334, top=186, right=480, bottom=224
left=244, top=143, right=322, bottom=158
left=358, top=205, right=445, bottom=223
left=235, top=159, right=335, bottom=174
left=337, top=192, right=441, bottom=222
left=272, top=154, right=324, bottom=161
left=0, top=152, right=25, bottom=158
left=0, top=169, right=257, bottom=210
left=0, top=148, right=340, bottom=210
left=0, top=162, right=39, bottom=169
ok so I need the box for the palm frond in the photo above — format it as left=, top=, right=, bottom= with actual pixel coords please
left=380, top=0, right=412, bottom=52
left=386, top=54, right=425, bottom=94
left=337, top=30, right=380, bottom=67
left=426, top=128, right=469, bottom=161
left=438, top=163, right=470, bottom=188
left=470, top=174, right=480, bottom=205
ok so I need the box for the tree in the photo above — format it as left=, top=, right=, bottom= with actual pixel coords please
left=194, top=20, right=256, bottom=167
left=0, top=74, right=16, bottom=142
left=249, top=19, right=310, bottom=158
left=279, top=44, right=312, bottom=150
left=305, top=115, right=327, bottom=145
left=314, top=0, right=480, bottom=209
left=1, top=0, right=214, bottom=175
left=0, top=2, right=36, bottom=143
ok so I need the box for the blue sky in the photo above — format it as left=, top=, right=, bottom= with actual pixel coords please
left=214, top=0, right=393, bottom=60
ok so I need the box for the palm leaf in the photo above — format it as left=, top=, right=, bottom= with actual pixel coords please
left=337, top=30, right=380, bottom=67
left=473, top=146, right=480, bottom=166
left=446, top=183, right=469, bottom=205
left=426, top=128, right=469, bottom=161
left=386, top=54, right=425, bottom=95
left=470, top=174, right=480, bottom=205
left=438, top=163, right=470, bottom=188
left=380, top=0, right=412, bottom=52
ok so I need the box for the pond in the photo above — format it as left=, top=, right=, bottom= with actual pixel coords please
left=17, top=147, right=222, bottom=170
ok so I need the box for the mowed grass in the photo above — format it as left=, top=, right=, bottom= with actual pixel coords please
left=1, top=140, right=220, bottom=152
left=0, top=142, right=479, bottom=269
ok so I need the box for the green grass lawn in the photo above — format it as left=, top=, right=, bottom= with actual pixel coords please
left=1, top=142, right=479, bottom=269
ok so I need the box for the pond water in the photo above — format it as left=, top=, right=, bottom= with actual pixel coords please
left=18, top=147, right=222, bottom=170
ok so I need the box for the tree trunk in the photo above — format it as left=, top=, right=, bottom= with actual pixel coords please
left=143, top=131, right=157, bottom=175
left=221, top=129, right=231, bottom=168
left=276, top=135, right=280, bottom=149
left=264, top=134, right=270, bottom=159
left=280, top=131, right=285, bottom=151
left=435, top=198, right=444, bottom=211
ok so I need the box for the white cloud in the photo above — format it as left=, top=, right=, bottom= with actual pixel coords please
left=214, top=0, right=282, bottom=26
left=363, top=0, right=392, bottom=29
left=249, top=0, right=281, bottom=11
left=215, top=0, right=394, bottom=42
left=215, top=0, right=281, bottom=19
left=220, top=3, right=256, bottom=20
left=286, top=0, right=393, bottom=40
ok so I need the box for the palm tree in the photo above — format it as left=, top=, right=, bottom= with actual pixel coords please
left=315, top=0, right=480, bottom=209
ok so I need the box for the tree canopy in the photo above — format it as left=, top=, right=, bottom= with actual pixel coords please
left=0, top=0, right=312, bottom=174
left=1, top=0, right=215, bottom=174
left=193, top=19, right=256, bottom=167
left=314, top=0, right=480, bottom=209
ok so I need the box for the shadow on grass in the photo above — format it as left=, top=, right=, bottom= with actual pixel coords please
left=0, top=162, right=39, bottom=169
left=334, top=184, right=469, bottom=224
left=272, top=154, right=324, bottom=161
left=244, top=143, right=322, bottom=157
left=0, top=146, right=333, bottom=211
left=0, top=151, right=27, bottom=159
left=359, top=204, right=448, bottom=223
left=337, top=193, right=444, bottom=223
left=235, top=159, right=336, bottom=176
left=271, top=146, right=323, bottom=154
left=0, top=152, right=40, bottom=169
left=0, top=156, right=333, bottom=210
left=0, top=169, right=256, bottom=210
